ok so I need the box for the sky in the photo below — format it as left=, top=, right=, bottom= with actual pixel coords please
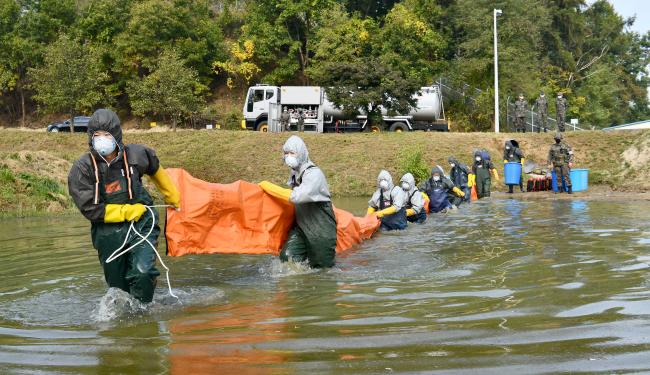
left=597, top=0, right=650, bottom=35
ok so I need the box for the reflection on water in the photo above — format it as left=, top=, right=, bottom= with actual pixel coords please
left=1, top=199, right=650, bottom=373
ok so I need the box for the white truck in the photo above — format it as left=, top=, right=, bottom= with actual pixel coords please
left=241, top=84, right=447, bottom=132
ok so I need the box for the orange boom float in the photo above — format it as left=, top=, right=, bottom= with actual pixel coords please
left=164, top=169, right=380, bottom=257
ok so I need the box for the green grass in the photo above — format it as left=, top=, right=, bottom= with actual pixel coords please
left=1, top=128, right=649, bottom=216
left=0, top=165, right=72, bottom=217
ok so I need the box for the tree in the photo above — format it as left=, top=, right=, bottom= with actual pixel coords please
left=238, top=0, right=336, bottom=84
left=213, top=39, right=261, bottom=90
left=127, top=50, right=205, bottom=131
left=29, top=35, right=109, bottom=131
left=0, top=0, right=76, bottom=126
left=114, top=0, right=224, bottom=85
left=308, top=5, right=443, bottom=129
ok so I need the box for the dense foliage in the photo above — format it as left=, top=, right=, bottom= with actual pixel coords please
left=0, top=0, right=648, bottom=129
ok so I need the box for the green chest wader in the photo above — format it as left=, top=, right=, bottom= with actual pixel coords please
left=475, top=165, right=491, bottom=198
left=280, top=167, right=338, bottom=268
left=90, top=151, right=161, bottom=303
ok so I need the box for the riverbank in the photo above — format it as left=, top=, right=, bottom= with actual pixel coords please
left=1, top=128, right=649, bottom=217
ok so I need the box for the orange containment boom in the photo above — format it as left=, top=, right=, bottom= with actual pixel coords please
left=165, top=169, right=380, bottom=257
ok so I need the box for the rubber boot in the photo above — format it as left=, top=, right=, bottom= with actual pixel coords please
left=508, top=185, right=513, bottom=194
left=568, top=186, right=572, bottom=194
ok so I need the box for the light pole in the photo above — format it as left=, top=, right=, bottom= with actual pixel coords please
left=494, top=8, right=502, bottom=133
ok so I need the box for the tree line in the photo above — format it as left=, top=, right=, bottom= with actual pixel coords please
left=0, top=0, right=648, bottom=130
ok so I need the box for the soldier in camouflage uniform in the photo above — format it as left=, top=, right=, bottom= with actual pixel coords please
left=535, top=92, right=548, bottom=133
left=555, top=92, right=567, bottom=132
left=513, top=94, right=527, bottom=133
left=297, top=109, right=305, bottom=132
left=547, top=132, right=574, bottom=194
left=280, top=107, right=291, bottom=131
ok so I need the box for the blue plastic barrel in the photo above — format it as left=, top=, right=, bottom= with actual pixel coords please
left=551, top=168, right=589, bottom=192
left=504, top=162, right=522, bottom=185
left=571, top=169, right=589, bottom=192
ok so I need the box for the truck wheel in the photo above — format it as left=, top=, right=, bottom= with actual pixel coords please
left=389, top=122, right=408, bottom=132
left=370, top=125, right=382, bottom=133
left=257, top=121, right=269, bottom=132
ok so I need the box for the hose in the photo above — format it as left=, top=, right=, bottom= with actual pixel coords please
left=105, top=205, right=180, bottom=302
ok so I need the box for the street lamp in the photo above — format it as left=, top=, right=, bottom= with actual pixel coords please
left=494, top=8, right=502, bottom=133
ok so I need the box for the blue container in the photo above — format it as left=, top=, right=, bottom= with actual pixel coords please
left=571, top=168, right=589, bottom=192
left=551, top=168, right=589, bottom=192
left=504, top=162, right=522, bottom=185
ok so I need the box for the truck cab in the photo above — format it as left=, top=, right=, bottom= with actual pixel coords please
left=243, top=85, right=323, bottom=132
left=242, top=85, right=278, bottom=132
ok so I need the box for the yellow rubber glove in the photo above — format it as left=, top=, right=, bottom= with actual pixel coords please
left=452, top=187, right=465, bottom=197
left=521, top=158, right=525, bottom=166
left=105, top=203, right=147, bottom=223
left=150, top=166, right=180, bottom=209
left=367, top=206, right=377, bottom=215
left=491, top=169, right=500, bottom=181
left=406, top=208, right=416, bottom=217
left=259, top=181, right=292, bottom=202
left=503, top=160, right=508, bottom=164
left=468, top=173, right=476, bottom=187
left=376, top=205, right=397, bottom=218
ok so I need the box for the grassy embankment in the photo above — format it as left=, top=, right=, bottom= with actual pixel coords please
left=1, top=128, right=649, bottom=217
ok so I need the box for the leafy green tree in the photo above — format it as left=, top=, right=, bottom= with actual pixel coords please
left=114, top=0, right=224, bottom=92
left=29, top=35, right=109, bottom=131
left=451, top=0, right=550, bottom=100
left=127, top=50, right=206, bottom=131
left=380, top=3, right=446, bottom=83
left=308, top=5, right=443, bottom=129
left=237, top=0, right=336, bottom=84
left=0, top=0, right=76, bottom=126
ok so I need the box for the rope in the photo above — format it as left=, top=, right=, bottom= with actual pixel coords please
left=105, top=205, right=180, bottom=302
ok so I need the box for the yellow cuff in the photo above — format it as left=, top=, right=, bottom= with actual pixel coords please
left=376, top=205, right=398, bottom=218
left=406, top=208, right=416, bottom=217
left=452, top=187, right=465, bottom=197
left=491, top=169, right=499, bottom=180
left=521, top=158, right=525, bottom=166
left=503, top=160, right=508, bottom=164
left=150, top=166, right=180, bottom=208
left=259, top=181, right=292, bottom=202
left=104, top=203, right=146, bottom=223
left=367, top=207, right=377, bottom=215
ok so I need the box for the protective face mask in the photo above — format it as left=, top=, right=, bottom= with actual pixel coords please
left=379, top=180, right=389, bottom=190
left=93, top=135, right=116, bottom=157
left=506, top=146, right=510, bottom=150
left=401, top=182, right=410, bottom=191
left=284, top=155, right=299, bottom=169
left=450, top=163, right=455, bottom=168
left=433, top=175, right=441, bottom=181
left=475, top=157, right=481, bottom=161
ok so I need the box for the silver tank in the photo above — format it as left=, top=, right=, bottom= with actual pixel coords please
left=322, top=86, right=442, bottom=121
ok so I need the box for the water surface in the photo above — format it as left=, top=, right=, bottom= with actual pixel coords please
left=1, top=198, right=650, bottom=374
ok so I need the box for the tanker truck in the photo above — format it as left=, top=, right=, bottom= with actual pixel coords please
left=241, top=84, right=447, bottom=132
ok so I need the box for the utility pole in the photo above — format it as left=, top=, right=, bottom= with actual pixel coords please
left=494, top=9, right=502, bottom=133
